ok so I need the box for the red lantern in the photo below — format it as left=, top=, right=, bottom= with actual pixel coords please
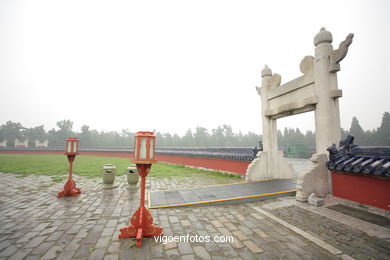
left=65, top=137, right=79, bottom=156
left=57, top=138, right=81, bottom=198
left=119, top=131, right=163, bottom=247
left=133, top=131, right=156, bottom=164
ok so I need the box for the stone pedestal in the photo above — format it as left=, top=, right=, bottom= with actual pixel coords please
left=296, top=153, right=329, bottom=201
left=246, top=151, right=294, bottom=181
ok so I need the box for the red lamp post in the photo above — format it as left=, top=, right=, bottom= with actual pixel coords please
left=57, top=138, right=81, bottom=198
left=119, top=131, right=163, bottom=247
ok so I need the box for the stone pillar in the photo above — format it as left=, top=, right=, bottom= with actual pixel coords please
left=246, top=66, right=295, bottom=181
left=313, top=28, right=342, bottom=154
left=260, top=66, right=281, bottom=176
left=296, top=28, right=352, bottom=201
left=260, top=65, right=276, bottom=161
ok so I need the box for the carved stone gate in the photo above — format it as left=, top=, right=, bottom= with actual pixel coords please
left=246, top=28, right=354, bottom=201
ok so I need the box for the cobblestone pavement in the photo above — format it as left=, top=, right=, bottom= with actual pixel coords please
left=268, top=205, right=390, bottom=259
left=0, top=172, right=389, bottom=260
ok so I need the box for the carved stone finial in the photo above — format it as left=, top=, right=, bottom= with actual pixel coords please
left=314, top=27, right=333, bottom=46
left=300, top=56, right=314, bottom=74
left=261, top=65, right=272, bottom=78
left=329, top=33, right=354, bottom=73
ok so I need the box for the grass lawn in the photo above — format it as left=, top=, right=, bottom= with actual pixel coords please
left=0, top=154, right=241, bottom=182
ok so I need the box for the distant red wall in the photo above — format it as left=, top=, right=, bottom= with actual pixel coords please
left=0, top=150, right=132, bottom=158
left=0, top=150, right=249, bottom=175
left=0, top=150, right=64, bottom=155
left=155, top=154, right=249, bottom=175
left=332, top=171, right=390, bottom=211
left=81, top=152, right=132, bottom=158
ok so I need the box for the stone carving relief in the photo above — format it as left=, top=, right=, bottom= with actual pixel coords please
left=300, top=56, right=314, bottom=74
left=329, top=33, right=354, bottom=73
left=270, top=73, right=281, bottom=88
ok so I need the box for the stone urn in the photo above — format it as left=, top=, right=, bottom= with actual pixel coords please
left=126, top=165, right=139, bottom=185
left=102, top=164, right=117, bottom=188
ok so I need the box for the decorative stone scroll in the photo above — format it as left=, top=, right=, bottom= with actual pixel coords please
left=246, top=28, right=354, bottom=202
left=329, top=33, right=354, bottom=73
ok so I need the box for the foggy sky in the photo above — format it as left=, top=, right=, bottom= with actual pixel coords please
left=1, top=0, right=389, bottom=136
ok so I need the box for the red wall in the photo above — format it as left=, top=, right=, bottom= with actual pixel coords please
left=0, top=150, right=249, bottom=175
left=0, top=150, right=64, bottom=155
left=155, top=154, right=249, bottom=175
left=81, top=152, right=132, bottom=158
left=332, top=171, right=390, bottom=211
left=0, top=150, right=132, bottom=158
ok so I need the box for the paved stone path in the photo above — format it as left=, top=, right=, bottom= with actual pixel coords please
left=0, top=172, right=389, bottom=259
left=286, top=158, right=313, bottom=177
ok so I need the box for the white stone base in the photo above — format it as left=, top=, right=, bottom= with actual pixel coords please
left=245, top=151, right=295, bottom=181
left=103, top=183, right=118, bottom=189
left=308, top=193, right=325, bottom=207
left=296, top=153, right=329, bottom=201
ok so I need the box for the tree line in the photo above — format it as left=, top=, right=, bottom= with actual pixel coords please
left=276, top=112, right=390, bottom=147
left=0, top=112, right=389, bottom=148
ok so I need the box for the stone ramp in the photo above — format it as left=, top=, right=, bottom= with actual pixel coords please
left=148, top=179, right=296, bottom=209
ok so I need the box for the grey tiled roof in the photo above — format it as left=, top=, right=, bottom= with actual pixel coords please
left=326, top=135, right=390, bottom=177
left=156, top=147, right=261, bottom=161
left=0, top=146, right=262, bottom=162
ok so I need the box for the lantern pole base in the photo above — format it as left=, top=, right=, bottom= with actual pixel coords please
left=57, top=178, right=81, bottom=198
left=119, top=157, right=162, bottom=247
left=119, top=206, right=163, bottom=247
left=58, top=155, right=81, bottom=198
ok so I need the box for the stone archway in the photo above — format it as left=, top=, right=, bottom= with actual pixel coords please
left=246, top=28, right=354, bottom=201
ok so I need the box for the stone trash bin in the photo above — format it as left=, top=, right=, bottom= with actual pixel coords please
left=102, top=164, right=117, bottom=188
left=126, top=164, right=139, bottom=185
